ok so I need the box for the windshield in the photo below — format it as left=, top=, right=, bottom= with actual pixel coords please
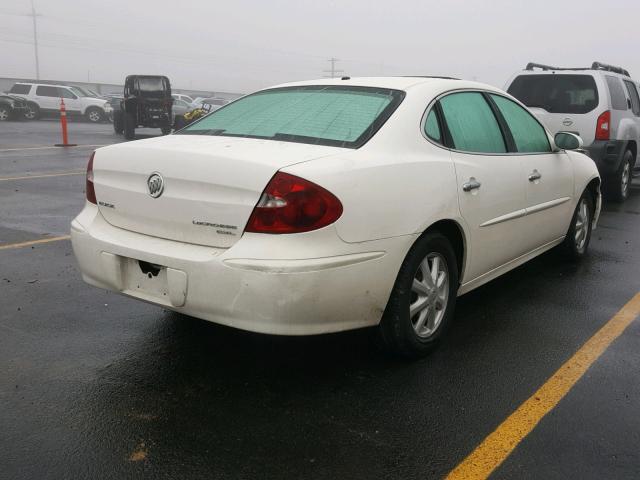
left=70, top=86, right=90, bottom=97
left=178, top=85, right=405, bottom=148
left=507, top=74, right=599, bottom=114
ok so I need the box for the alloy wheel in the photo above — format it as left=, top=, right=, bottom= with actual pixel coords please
left=621, top=161, right=630, bottom=198
left=410, top=252, right=449, bottom=338
left=574, top=198, right=590, bottom=252
left=0, top=108, right=8, bottom=121
left=88, top=110, right=101, bottom=122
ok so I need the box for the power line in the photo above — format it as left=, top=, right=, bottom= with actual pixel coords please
left=322, top=57, right=344, bottom=78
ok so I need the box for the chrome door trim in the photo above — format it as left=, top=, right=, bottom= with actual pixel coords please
left=526, top=196, right=571, bottom=215
left=480, top=209, right=526, bottom=227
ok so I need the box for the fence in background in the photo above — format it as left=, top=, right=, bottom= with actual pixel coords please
left=0, top=77, right=244, bottom=102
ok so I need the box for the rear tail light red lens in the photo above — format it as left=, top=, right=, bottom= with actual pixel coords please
left=246, top=172, right=343, bottom=234
left=86, top=151, right=97, bottom=204
left=595, top=110, right=610, bottom=141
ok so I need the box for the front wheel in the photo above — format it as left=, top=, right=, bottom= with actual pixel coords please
left=85, top=107, right=104, bottom=123
left=376, top=232, right=458, bottom=358
left=562, top=190, right=594, bottom=259
left=160, top=124, right=172, bottom=135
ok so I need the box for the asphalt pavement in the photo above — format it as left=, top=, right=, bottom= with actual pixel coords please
left=1, top=119, right=639, bottom=480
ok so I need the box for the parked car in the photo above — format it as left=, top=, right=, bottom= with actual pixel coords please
left=172, top=93, right=195, bottom=105
left=505, top=62, right=639, bottom=202
left=71, top=77, right=601, bottom=358
left=0, top=94, right=29, bottom=121
left=112, top=75, right=173, bottom=139
left=7, top=82, right=111, bottom=122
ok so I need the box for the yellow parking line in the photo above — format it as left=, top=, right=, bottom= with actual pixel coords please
left=0, top=171, right=84, bottom=181
left=0, top=144, right=107, bottom=152
left=0, top=235, right=71, bottom=251
left=446, top=292, right=640, bottom=480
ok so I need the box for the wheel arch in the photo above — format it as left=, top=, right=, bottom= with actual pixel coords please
left=625, top=140, right=637, bottom=167
left=417, top=219, right=467, bottom=284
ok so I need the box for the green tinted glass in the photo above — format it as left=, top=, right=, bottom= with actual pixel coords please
left=181, top=86, right=404, bottom=148
left=490, top=95, right=551, bottom=153
left=424, top=109, right=441, bottom=142
left=439, top=92, right=506, bottom=153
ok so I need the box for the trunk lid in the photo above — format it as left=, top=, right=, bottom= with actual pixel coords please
left=93, top=135, right=342, bottom=248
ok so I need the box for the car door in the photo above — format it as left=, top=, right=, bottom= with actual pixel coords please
left=34, top=85, right=59, bottom=111
left=437, top=91, right=529, bottom=282
left=489, top=94, right=574, bottom=251
left=58, top=87, right=82, bottom=113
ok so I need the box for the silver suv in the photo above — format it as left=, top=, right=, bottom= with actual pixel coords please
left=505, top=62, right=639, bottom=202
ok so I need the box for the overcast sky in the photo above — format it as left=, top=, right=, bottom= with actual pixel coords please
left=2, top=0, right=638, bottom=94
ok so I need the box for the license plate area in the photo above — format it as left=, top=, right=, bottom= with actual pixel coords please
left=125, top=258, right=170, bottom=300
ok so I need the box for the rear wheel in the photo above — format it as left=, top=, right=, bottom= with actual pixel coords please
left=124, top=112, right=135, bottom=140
left=113, top=111, right=124, bottom=134
left=562, top=190, right=594, bottom=259
left=604, top=150, right=632, bottom=202
left=24, top=102, right=39, bottom=120
left=376, top=232, right=458, bottom=358
left=0, top=105, right=10, bottom=121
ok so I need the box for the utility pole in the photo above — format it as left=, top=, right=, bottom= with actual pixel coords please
left=323, top=57, right=344, bottom=78
left=29, top=0, right=41, bottom=80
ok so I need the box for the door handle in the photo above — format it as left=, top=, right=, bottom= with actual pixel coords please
left=462, top=177, right=481, bottom=192
left=528, top=170, right=542, bottom=182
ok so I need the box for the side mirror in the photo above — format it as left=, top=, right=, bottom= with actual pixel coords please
left=554, top=132, right=583, bottom=151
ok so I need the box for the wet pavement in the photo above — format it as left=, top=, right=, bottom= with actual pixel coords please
left=1, top=120, right=639, bottom=479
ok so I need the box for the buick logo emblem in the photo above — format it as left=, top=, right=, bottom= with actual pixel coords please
left=147, top=172, right=164, bottom=198
left=562, top=118, right=573, bottom=127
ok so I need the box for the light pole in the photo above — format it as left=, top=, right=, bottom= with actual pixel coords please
left=30, top=0, right=41, bottom=80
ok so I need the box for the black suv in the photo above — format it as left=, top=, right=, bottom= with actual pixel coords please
left=113, top=75, right=173, bottom=139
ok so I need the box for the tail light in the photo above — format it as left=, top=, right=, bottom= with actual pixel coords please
left=595, top=110, right=610, bottom=141
left=86, top=151, right=96, bottom=204
left=246, top=172, right=343, bottom=234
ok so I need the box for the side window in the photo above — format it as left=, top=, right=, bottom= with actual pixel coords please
left=423, top=109, right=442, bottom=143
left=605, top=75, right=628, bottom=111
left=439, top=92, right=506, bottom=153
left=10, top=84, right=31, bottom=94
left=490, top=95, right=551, bottom=153
left=36, top=86, right=59, bottom=97
left=623, top=80, right=640, bottom=116
left=59, top=88, right=77, bottom=99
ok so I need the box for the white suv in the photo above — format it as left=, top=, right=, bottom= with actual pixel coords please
left=8, top=82, right=111, bottom=123
left=505, top=62, right=639, bottom=201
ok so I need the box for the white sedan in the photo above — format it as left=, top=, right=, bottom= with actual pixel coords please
left=71, top=77, right=601, bottom=357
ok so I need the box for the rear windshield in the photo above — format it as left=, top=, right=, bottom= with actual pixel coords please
left=137, top=77, right=168, bottom=95
left=507, top=74, right=598, bottom=114
left=178, top=85, right=405, bottom=148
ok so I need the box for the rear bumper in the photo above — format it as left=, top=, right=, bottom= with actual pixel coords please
left=584, top=140, right=626, bottom=176
left=70, top=203, right=411, bottom=335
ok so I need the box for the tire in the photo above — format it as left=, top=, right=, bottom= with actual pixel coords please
left=85, top=107, right=103, bottom=123
left=124, top=112, right=135, bottom=140
left=113, top=111, right=124, bottom=134
left=24, top=102, right=40, bottom=120
left=173, top=115, right=186, bottom=131
left=376, top=232, right=459, bottom=358
left=604, top=150, right=632, bottom=203
left=161, top=124, right=172, bottom=135
left=562, top=190, right=594, bottom=260
left=0, top=105, right=10, bottom=121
